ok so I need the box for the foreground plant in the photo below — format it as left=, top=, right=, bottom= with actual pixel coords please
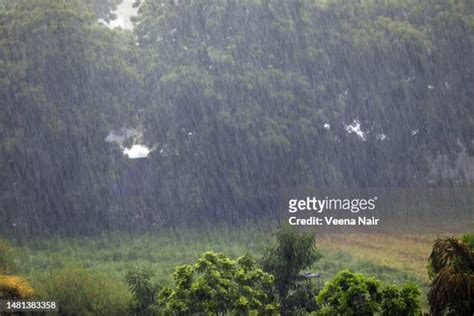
left=0, top=275, right=34, bottom=299
left=316, top=269, right=421, bottom=316
left=428, top=236, right=474, bottom=315
left=158, top=251, right=277, bottom=315
left=261, top=225, right=321, bottom=314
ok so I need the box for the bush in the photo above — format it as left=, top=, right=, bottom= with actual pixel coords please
left=0, top=239, right=17, bottom=274
left=316, top=269, right=381, bottom=315
left=37, top=267, right=131, bottom=316
left=380, top=283, right=421, bottom=316
left=0, top=275, right=34, bottom=299
left=284, top=281, right=318, bottom=314
left=316, top=270, right=421, bottom=315
left=461, top=233, right=474, bottom=250
left=158, top=251, right=277, bottom=315
left=126, top=266, right=160, bottom=315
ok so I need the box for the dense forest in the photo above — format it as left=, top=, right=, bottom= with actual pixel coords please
left=1, top=1, right=474, bottom=315
left=0, top=0, right=473, bottom=235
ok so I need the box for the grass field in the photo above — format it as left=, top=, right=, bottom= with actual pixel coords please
left=8, top=224, right=470, bottom=312
left=318, top=233, right=435, bottom=282
left=13, top=227, right=435, bottom=290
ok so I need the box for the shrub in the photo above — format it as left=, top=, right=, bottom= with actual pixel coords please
left=316, top=270, right=421, bottom=316
left=0, top=239, right=17, bottom=274
left=37, top=267, right=131, bottom=316
left=0, top=275, right=34, bottom=299
left=316, top=269, right=381, bottom=315
left=158, top=251, right=277, bottom=315
left=380, top=283, right=421, bottom=316
left=461, top=233, right=474, bottom=250
left=126, top=266, right=160, bottom=315
left=284, top=281, right=318, bottom=314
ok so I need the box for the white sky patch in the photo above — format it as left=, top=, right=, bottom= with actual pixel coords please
left=123, top=144, right=151, bottom=159
left=345, top=120, right=367, bottom=141
left=106, top=127, right=155, bottom=159
left=98, top=0, right=142, bottom=31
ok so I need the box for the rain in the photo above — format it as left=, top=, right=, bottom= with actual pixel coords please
left=0, top=0, right=473, bottom=314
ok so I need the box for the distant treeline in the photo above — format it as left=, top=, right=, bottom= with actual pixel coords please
left=0, top=0, right=473, bottom=235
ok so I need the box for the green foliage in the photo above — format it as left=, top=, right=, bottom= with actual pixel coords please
left=380, top=283, right=421, bottom=316
left=158, top=251, right=277, bottom=315
left=284, top=281, right=318, bottom=314
left=427, top=236, right=474, bottom=315
left=14, top=229, right=431, bottom=314
left=0, top=239, right=16, bottom=274
left=126, top=266, right=160, bottom=315
left=261, top=225, right=321, bottom=313
left=37, top=267, right=131, bottom=316
left=461, top=233, right=474, bottom=250
left=316, top=269, right=421, bottom=315
left=1, top=0, right=473, bottom=235
left=316, top=269, right=381, bottom=315
left=120, top=0, right=474, bottom=229
left=0, top=0, right=140, bottom=235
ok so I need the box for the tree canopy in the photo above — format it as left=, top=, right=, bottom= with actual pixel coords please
left=0, top=0, right=472, bottom=234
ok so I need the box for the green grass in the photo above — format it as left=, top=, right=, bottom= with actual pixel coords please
left=16, top=225, right=275, bottom=286
left=11, top=226, right=428, bottom=297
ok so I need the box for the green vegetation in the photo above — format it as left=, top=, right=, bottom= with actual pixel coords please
left=316, top=270, right=421, bottom=315
left=1, top=0, right=473, bottom=235
left=427, top=235, right=474, bottom=315
left=380, top=283, right=421, bottom=316
left=36, top=267, right=131, bottom=315
left=158, top=251, right=277, bottom=315
left=0, top=0, right=473, bottom=313
left=461, top=232, right=474, bottom=250
left=262, top=225, right=321, bottom=314
left=126, top=266, right=160, bottom=315
left=1, top=227, right=436, bottom=314
left=0, top=239, right=16, bottom=274
left=3, top=226, right=474, bottom=314
left=0, top=0, right=140, bottom=236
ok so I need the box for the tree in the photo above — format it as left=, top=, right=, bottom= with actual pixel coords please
left=1, top=0, right=473, bottom=235
left=428, top=236, right=474, bottom=315
left=316, top=269, right=421, bottom=316
left=261, top=225, right=321, bottom=314
left=316, top=270, right=381, bottom=316
left=130, top=0, right=474, bottom=229
left=380, top=283, right=421, bottom=316
left=158, top=251, right=277, bottom=315
left=0, top=0, right=140, bottom=235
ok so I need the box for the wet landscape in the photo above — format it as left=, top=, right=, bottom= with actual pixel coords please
left=0, top=0, right=473, bottom=314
